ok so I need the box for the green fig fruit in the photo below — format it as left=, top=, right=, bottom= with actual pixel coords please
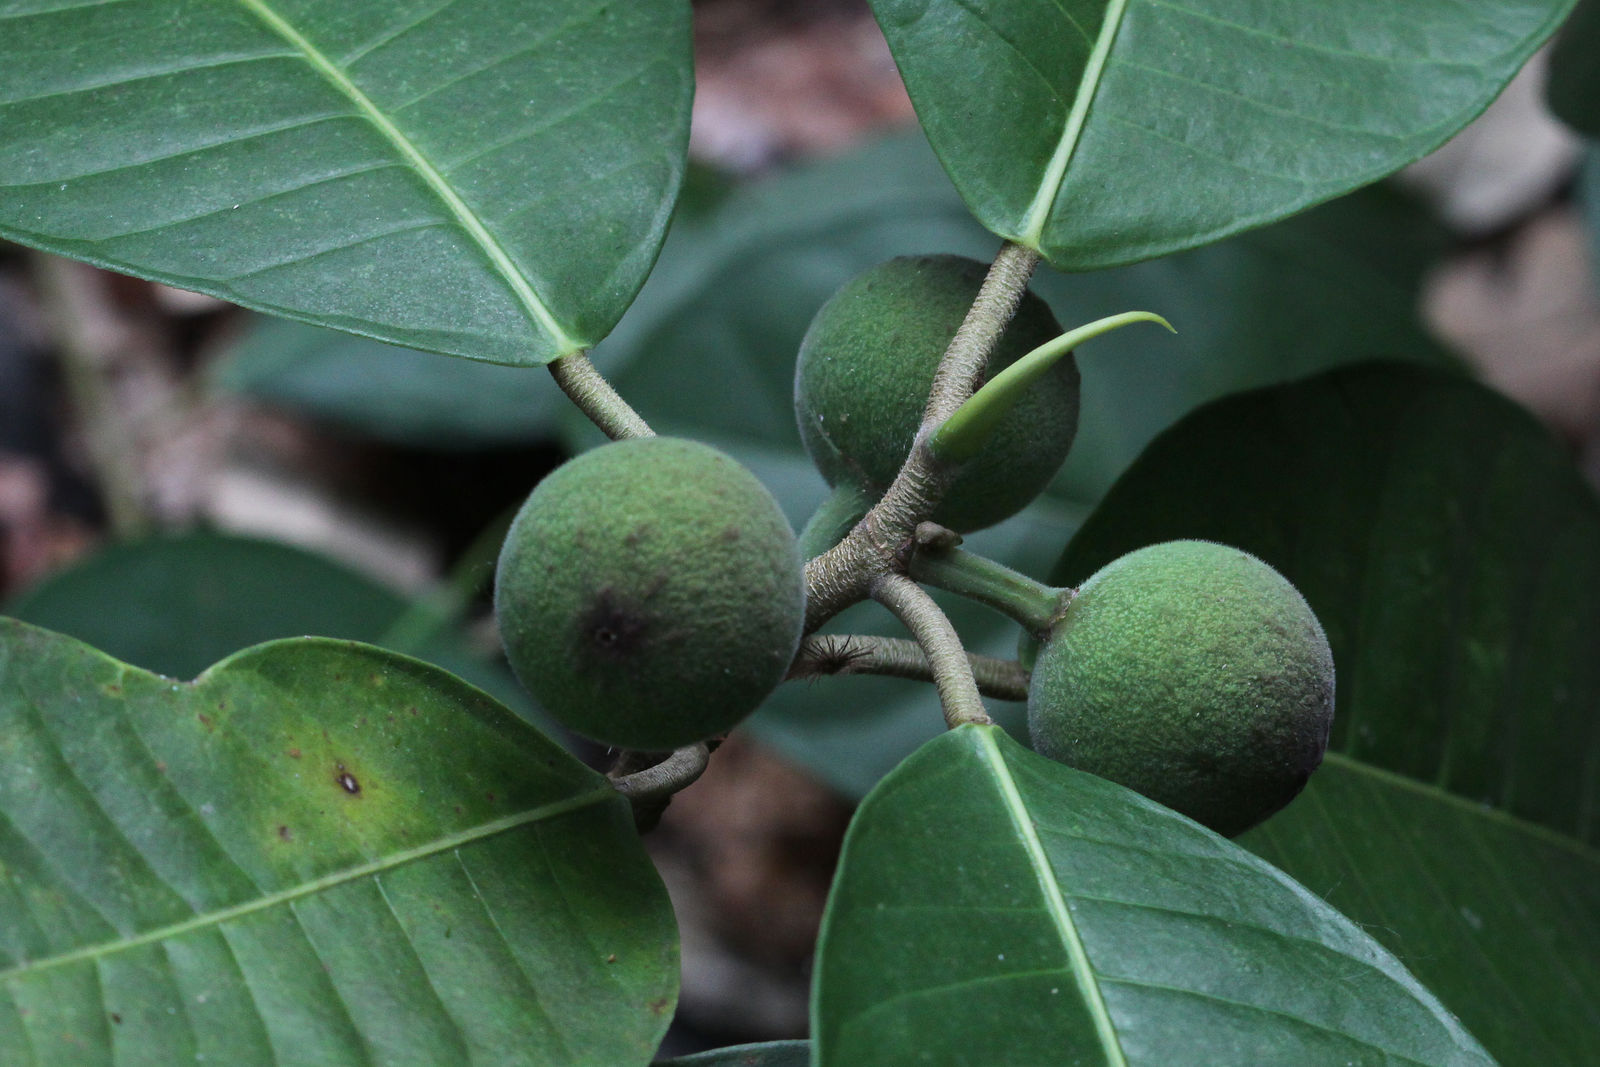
left=495, top=437, right=805, bottom=750
left=1027, top=540, right=1334, bottom=837
left=794, top=254, right=1078, bottom=533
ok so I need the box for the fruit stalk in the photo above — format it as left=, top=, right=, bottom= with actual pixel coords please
left=905, top=541, right=1068, bottom=638
left=789, top=634, right=1030, bottom=702
left=548, top=351, right=654, bottom=440
left=870, top=574, right=992, bottom=727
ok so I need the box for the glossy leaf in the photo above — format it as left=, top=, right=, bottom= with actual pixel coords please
left=0, top=0, right=692, bottom=364
left=1245, top=759, right=1600, bottom=1065
left=1052, top=361, right=1600, bottom=1061
left=868, top=0, right=1573, bottom=268
left=0, top=619, right=677, bottom=1065
left=814, top=726, right=1491, bottom=1065
left=656, top=1041, right=809, bottom=1067
left=3, top=530, right=553, bottom=734
left=1548, top=0, right=1600, bottom=137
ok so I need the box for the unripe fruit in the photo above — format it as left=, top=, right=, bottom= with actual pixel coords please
left=794, top=255, right=1078, bottom=533
left=1028, top=540, right=1334, bottom=837
left=495, top=437, right=805, bottom=750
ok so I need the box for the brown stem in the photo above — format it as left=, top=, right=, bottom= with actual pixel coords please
left=802, top=241, right=1042, bottom=632
left=870, top=574, right=992, bottom=728
left=548, top=351, right=654, bottom=440
left=789, top=634, right=1029, bottom=702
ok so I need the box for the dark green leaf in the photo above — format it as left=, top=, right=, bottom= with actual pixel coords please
left=1548, top=0, right=1600, bottom=137
left=211, top=317, right=568, bottom=448
left=814, top=726, right=1492, bottom=1065
left=868, top=0, right=1573, bottom=268
left=0, top=619, right=678, bottom=1064
left=0, top=0, right=692, bottom=364
left=1052, top=361, right=1600, bottom=1061
left=4, top=530, right=554, bottom=735
left=1245, top=759, right=1600, bottom=1066
left=656, top=1041, right=809, bottom=1067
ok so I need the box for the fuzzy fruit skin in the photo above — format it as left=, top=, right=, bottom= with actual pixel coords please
left=1028, top=540, right=1334, bottom=837
left=794, top=254, right=1078, bottom=533
left=495, top=437, right=804, bottom=750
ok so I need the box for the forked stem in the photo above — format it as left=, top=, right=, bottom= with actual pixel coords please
left=871, top=574, right=992, bottom=728
left=789, top=634, right=1029, bottom=702
left=548, top=351, right=654, bottom=440
left=803, top=241, right=1043, bottom=633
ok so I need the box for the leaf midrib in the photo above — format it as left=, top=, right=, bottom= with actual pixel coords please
left=977, top=728, right=1127, bottom=1066
left=0, top=786, right=615, bottom=982
left=1019, top=0, right=1131, bottom=243
left=235, top=0, right=582, bottom=354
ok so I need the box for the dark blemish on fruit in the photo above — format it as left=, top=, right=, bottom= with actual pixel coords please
left=335, top=764, right=361, bottom=795
left=721, top=525, right=741, bottom=543
left=649, top=998, right=669, bottom=1015
left=103, top=684, right=121, bottom=696
left=578, top=589, right=649, bottom=662
left=278, top=825, right=292, bottom=842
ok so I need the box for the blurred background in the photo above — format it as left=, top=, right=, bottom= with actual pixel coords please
left=1, top=0, right=1597, bottom=1055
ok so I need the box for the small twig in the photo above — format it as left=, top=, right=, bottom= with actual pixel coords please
left=789, top=634, right=1029, bottom=702
left=608, top=743, right=711, bottom=833
left=871, top=574, right=992, bottom=728
left=609, top=743, right=710, bottom=802
left=548, top=351, right=654, bottom=440
left=802, top=241, right=1043, bottom=634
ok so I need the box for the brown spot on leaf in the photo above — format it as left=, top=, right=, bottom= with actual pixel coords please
left=649, top=998, right=669, bottom=1015
left=287, top=748, right=301, bottom=759
left=335, top=763, right=361, bottom=796
left=197, top=713, right=212, bottom=731
left=277, top=826, right=292, bottom=842
left=721, top=525, right=742, bottom=543
left=606, top=954, right=617, bottom=964
left=109, top=1013, right=121, bottom=1025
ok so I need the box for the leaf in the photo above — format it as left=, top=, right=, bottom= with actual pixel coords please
left=211, top=316, right=569, bottom=448
left=1548, top=0, right=1600, bottom=137
left=3, top=530, right=554, bottom=736
left=1244, top=759, right=1600, bottom=1066
left=0, top=619, right=678, bottom=1064
left=813, top=726, right=1492, bottom=1065
left=1050, top=361, right=1600, bottom=1061
left=655, top=1041, right=810, bottom=1066
left=867, top=0, right=1574, bottom=269
left=0, top=0, right=692, bottom=365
